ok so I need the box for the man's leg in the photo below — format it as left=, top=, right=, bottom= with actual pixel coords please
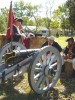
left=61, top=54, right=65, bottom=72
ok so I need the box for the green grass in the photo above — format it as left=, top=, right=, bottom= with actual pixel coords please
left=0, top=36, right=75, bottom=100
left=0, top=73, right=75, bottom=100
left=55, top=36, right=75, bottom=49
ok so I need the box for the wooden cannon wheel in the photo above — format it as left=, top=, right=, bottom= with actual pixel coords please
left=28, top=46, right=62, bottom=94
left=0, top=42, right=26, bottom=70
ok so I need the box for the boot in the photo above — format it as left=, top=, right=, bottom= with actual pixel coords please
left=61, top=64, right=65, bottom=73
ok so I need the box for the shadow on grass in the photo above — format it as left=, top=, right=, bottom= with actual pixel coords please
left=0, top=79, right=59, bottom=100
left=1, top=72, right=75, bottom=99
left=60, top=73, right=75, bottom=96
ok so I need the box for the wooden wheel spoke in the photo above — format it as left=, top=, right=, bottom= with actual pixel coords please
left=49, top=62, right=57, bottom=69
left=41, top=78, right=45, bottom=89
left=34, top=72, right=43, bottom=79
left=35, top=75, right=44, bottom=88
left=47, top=52, right=52, bottom=64
left=35, top=67, right=43, bottom=72
left=49, top=55, right=57, bottom=66
left=45, top=77, right=49, bottom=87
left=39, top=57, right=43, bottom=66
left=42, top=53, right=47, bottom=65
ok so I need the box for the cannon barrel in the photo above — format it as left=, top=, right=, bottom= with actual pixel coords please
left=13, top=48, right=40, bottom=57
left=4, top=47, right=50, bottom=64
left=12, top=47, right=47, bottom=57
left=4, top=48, right=40, bottom=64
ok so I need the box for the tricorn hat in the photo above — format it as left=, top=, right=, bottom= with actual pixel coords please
left=14, top=18, right=23, bottom=24
left=66, top=37, right=74, bottom=42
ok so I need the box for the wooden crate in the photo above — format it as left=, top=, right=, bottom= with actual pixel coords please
left=64, top=61, right=73, bottom=75
left=0, top=35, right=47, bottom=49
left=29, top=37, right=47, bottom=49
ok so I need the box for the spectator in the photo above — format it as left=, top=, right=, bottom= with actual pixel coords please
left=41, top=35, right=65, bottom=72
left=63, top=37, right=75, bottom=77
left=42, top=35, right=62, bottom=52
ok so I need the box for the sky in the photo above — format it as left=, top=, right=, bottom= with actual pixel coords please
left=0, top=0, right=67, bottom=17
left=0, top=0, right=67, bottom=9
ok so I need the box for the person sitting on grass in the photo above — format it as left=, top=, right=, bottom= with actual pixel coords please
left=42, top=35, right=62, bottom=52
left=41, top=36, right=66, bottom=72
left=63, top=37, right=75, bottom=77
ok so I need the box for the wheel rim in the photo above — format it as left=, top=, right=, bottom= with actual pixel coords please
left=29, top=46, right=62, bottom=94
left=0, top=42, right=26, bottom=67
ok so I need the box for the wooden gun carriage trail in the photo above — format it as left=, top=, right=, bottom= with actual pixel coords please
left=0, top=41, right=62, bottom=94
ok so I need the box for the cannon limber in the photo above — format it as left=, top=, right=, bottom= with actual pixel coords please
left=0, top=42, right=62, bottom=94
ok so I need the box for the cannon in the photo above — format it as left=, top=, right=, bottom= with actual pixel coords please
left=0, top=42, right=62, bottom=94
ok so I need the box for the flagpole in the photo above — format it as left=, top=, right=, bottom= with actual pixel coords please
left=10, top=1, right=13, bottom=38
left=10, top=1, right=13, bottom=50
left=6, top=0, right=14, bottom=50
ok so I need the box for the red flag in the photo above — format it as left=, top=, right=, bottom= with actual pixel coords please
left=6, top=1, right=14, bottom=40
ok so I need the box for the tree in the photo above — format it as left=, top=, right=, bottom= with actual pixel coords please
left=13, top=0, right=25, bottom=17
left=59, top=4, right=71, bottom=33
left=50, top=21, right=59, bottom=29
left=52, top=8, right=62, bottom=29
left=66, top=0, right=75, bottom=30
left=25, top=3, right=41, bottom=33
left=22, top=17, right=35, bottom=26
left=0, top=7, right=8, bottom=33
left=13, top=0, right=41, bottom=34
left=0, top=17, right=6, bottom=33
left=45, top=0, right=55, bottom=35
left=52, top=3, right=71, bottom=35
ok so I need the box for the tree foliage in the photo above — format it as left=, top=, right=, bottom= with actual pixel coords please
left=13, top=0, right=41, bottom=33
left=13, top=0, right=25, bottom=17
left=0, top=0, right=72, bottom=34
left=52, top=3, right=71, bottom=33
left=45, top=0, right=55, bottom=35
left=0, top=8, right=8, bottom=33
left=66, top=0, right=75, bottom=30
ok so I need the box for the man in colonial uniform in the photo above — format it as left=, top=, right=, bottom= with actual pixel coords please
left=7, top=18, right=25, bottom=43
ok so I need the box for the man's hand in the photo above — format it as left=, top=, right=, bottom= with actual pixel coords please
left=68, top=51, right=73, bottom=55
left=21, top=34, right=26, bottom=38
left=63, top=54, right=69, bottom=59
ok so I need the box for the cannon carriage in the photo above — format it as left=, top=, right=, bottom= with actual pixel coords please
left=0, top=42, right=62, bottom=94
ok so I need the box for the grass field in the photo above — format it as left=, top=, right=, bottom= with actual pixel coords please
left=0, top=73, right=75, bottom=100
left=0, top=36, right=75, bottom=100
left=55, top=36, right=75, bottom=48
